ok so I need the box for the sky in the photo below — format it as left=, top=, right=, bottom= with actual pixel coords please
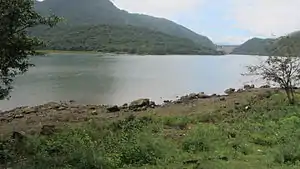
left=112, top=0, right=300, bottom=45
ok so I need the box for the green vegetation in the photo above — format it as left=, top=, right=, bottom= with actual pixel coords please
left=231, top=38, right=274, bottom=55
left=37, top=25, right=221, bottom=55
left=0, top=0, right=59, bottom=100
left=32, top=0, right=218, bottom=52
left=3, top=90, right=300, bottom=168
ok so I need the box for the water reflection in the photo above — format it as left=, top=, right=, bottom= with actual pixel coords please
left=0, top=54, right=262, bottom=110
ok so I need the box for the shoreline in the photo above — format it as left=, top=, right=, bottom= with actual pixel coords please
left=36, top=50, right=225, bottom=56
left=0, top=86, right=273, bottom=136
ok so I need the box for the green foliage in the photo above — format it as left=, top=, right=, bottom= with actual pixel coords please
left=4, top=93, right=300, bottom=168
left=37, top=25, right=221, bottom=55
left=0, top=0, right=59, bottom=100
left=34, top=0, right=216, bottom=49
left=231, top=38, right=274, bottom=55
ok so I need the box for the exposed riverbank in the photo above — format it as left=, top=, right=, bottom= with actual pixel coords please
left=2, top=87, right=300, bottom=169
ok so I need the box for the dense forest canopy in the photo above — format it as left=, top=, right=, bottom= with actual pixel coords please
left=38, top=25, right=222, bottom=55
left=32, top=0, right=219, bottom=54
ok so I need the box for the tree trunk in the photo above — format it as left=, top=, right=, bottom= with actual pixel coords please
left=285, top=87, right=295, bottom=104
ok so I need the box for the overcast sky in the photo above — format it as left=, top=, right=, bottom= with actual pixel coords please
left=112, top=0, right=300, bottom=45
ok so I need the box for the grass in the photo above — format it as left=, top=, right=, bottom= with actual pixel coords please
left=2, top=90, right=300, bottom=168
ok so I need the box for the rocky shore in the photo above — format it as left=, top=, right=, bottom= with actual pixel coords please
left=0, top=84, right=273, bottom=137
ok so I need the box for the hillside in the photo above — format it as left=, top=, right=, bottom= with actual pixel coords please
left=231, top=38, right=274, bottom=55
left=38, top=25, right=221, bottom=55
left=34, top=0, right=216, bottom=50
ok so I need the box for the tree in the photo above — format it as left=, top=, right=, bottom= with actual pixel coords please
left=244, top=36, right=300, bottom=104
left=0, top=0, right=60, bottom=99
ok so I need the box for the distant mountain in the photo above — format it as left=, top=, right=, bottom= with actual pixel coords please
left=34, top=0, right=216, bottom=50
left=38, top=25, right=221, bottom=55
left=231, top=38, right=274, bottom=55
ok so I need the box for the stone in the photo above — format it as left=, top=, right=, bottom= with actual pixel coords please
left=91, top=110, right=98, bottom=115
left=57, top=107, right=66, bottom=111
left=225, top=88, right=235, bottom=95
left=198, top=94, right=210, bottom=99
left=220, top=97, right=226, bottom=101
left=211, top=94, right=217, bottom=97
left=129, top=99, right=150, bottom=110
left=11, top=131, right=26, bottom=142
left=14, top=114, right=24, bottom=119
left=22, top=107, right=37, bottom=114
left=234, top=101, right=240, bottom=105
left=40, top=125, right=56, bottom=136
left=237, top=89, right=244, bottom=93
left=188, top=93, right=198, bottom=99
left=107, top=105, right=120, bottom=112
left=244, top=84, right=255, bottom=90
left=245, top=106, right=251, bottom=111
left=163, top=100, right=171, bottom=103
left=260, top=85, right=271, bottom=88
left=149, top=101, right=156, bottom=108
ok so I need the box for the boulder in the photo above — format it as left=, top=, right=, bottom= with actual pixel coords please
left=91, top=110, right=98, bottom=115
left=260, top=85, right=271, bottom=89
left=220, top=97, right=226, bottom=101
left=40, top=125, right=56, bottom=136
left=22, top=107, right=37, bottom=114
left=129, top=99, right=150, bottom=110
left=188, top=93, right=198, bottom=99
left=198, top=94, right=210, bottom=99
left=149, top=101, right=156, bottom=108
left=244, top=84, right=255, bottom=90
left=14, top=114, right=24, bottom=119
left=107, top=105, right=120, bottom=112
left=11, top=131, right=26, bottom=141
left=120, top=103, right=128, bottom=109
left=237, top=89, right=244, bottom=93
left=225, top=88, right=235, bottom=95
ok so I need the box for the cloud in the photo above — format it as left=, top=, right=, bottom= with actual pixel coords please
left=230, top=0, right=300, bottom=37
left=112, top=0, right=204, bottom=18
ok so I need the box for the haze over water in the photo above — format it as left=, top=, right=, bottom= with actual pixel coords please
left=0, top=54, right=262, bottom=110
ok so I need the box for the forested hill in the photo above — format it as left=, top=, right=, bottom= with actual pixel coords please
left=38, top=25, right=222, bottom=55
left=231, top=38, right=274, bottom=56
left=34, top=0, right=217, bottom=51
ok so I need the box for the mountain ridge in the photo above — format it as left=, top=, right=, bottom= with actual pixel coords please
left=34, top=0, right=216, bottom=50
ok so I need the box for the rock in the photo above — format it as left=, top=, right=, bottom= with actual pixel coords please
left=129, top=99, right=150, bottom=110
left=69, top=100, right=75, bottom=103
left=22, top=107, right=37, bottom=114
left=234, top=101, right=240, bottom=105
left=91, top=110, right=98, bottom=115
left=107, top=105, right=120, bottom=112
left=244, top=84, right=255, bottom=90
left=225, top=88, right=235, bottom=95
left=245, top=106, right=251, bottom=111
left=11, top=131, right=26, bottom=142
left=198, top=94, right=210, bottom=99
left=211, top=94, right=217, bottom=97
left=120, top=103, right=128, bottom=109
left=14, top=114, right=24, bottom=119
left=237, top=89, right=244, bottom=93
left=163, top=100, right=171, bottom=103
left=220, top=97, right=226, bottom=101
left=57, top=107, right=66, bottom=111
left=260, top=85, right=271, bottom=88
left=40, top=125, right=56, bottom=136
left=188, top=93, right=198, bottom=99
left=149, top=101, right=156, bottom=108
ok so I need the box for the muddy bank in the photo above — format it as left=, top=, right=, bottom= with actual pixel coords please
left=0, top=85, right=274, bottom=137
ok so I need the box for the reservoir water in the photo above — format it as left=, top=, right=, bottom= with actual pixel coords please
left=0, top=54, right=263, bottom=110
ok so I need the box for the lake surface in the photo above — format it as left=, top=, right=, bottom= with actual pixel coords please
left=0, top=54, right=264, bottom=110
